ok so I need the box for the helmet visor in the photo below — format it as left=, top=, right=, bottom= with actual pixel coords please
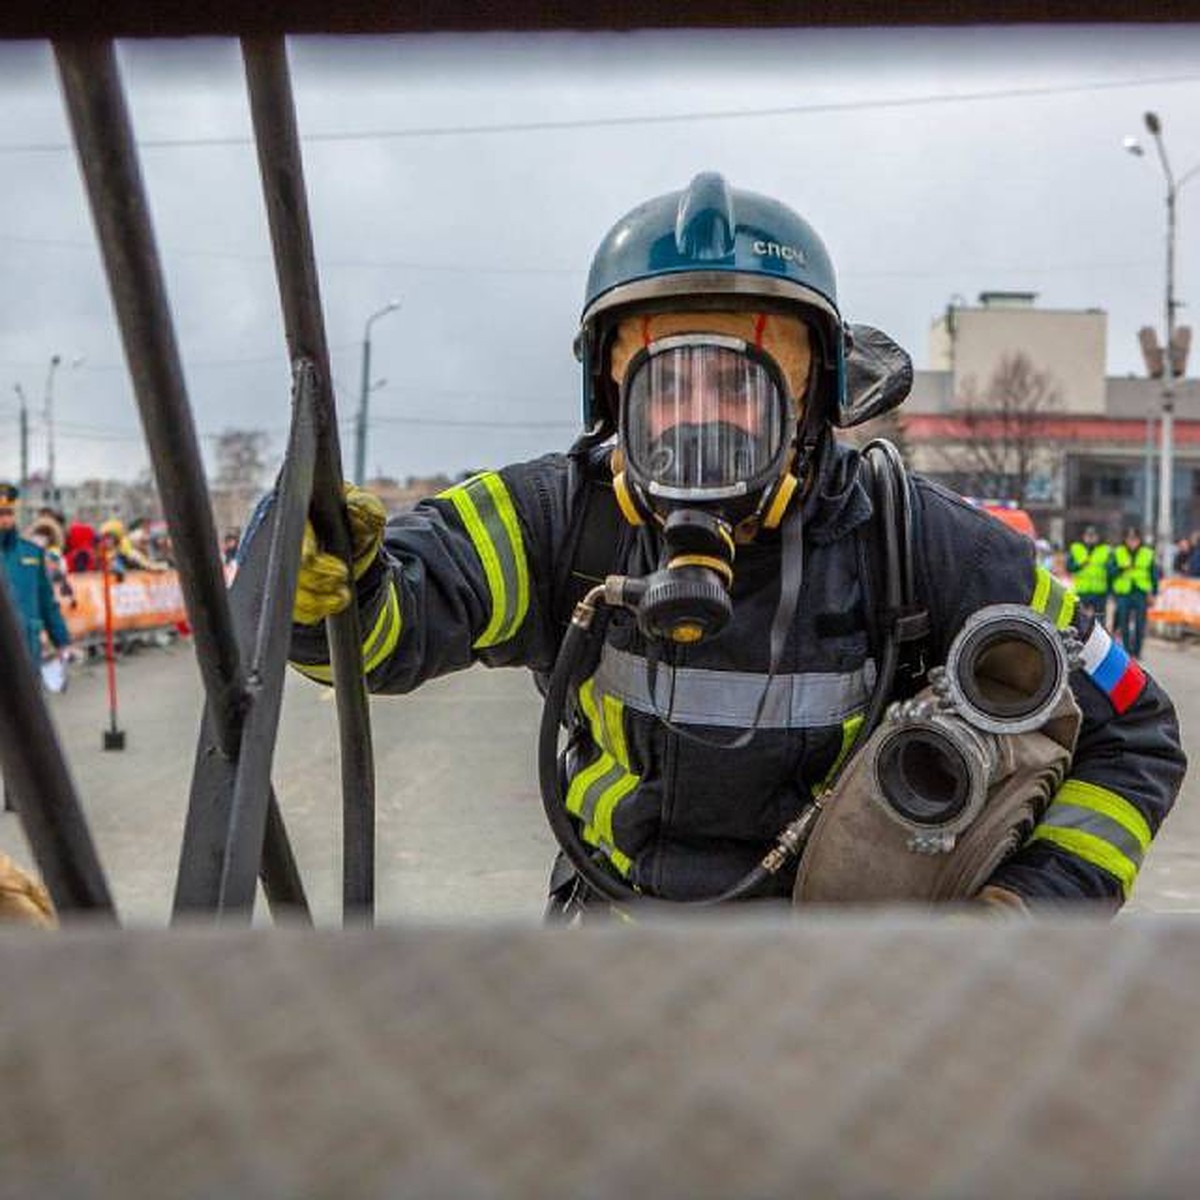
left=621, top=335, right=790, bottom=500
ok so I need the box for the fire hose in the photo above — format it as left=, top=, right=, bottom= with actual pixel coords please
left=795, top=604, right=1083, bottom=904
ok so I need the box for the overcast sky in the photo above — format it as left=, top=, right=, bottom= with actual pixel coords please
left=1, top=25, right=1199, bottom=488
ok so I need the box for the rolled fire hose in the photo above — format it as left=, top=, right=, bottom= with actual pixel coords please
left=794, top=604, right=1083, bottom=905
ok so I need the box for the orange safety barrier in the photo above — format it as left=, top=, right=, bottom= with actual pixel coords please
left=1149, top=577, right=1200, bottom=629
left=54, top=565, right=1190, bottom=639
left=62, top=570, right=188, bottom=642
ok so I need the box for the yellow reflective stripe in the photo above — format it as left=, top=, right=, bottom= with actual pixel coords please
left=1030, top=565, right=1077, bottom=630
left=1058, top=589, right=1078, bottom=630
left=441, top=473, right=529, bottom=649
left=816, top=711, right=865, bottom=794
left=570, top=675, right=637, bottom=877
left=580, top=677, right=630, bottom=768
left=444, top=483, right=508, bottom=646
left=362, top=581, right=402, bottom=675
left=291, top=580, right=401, bottom=683
left=599, top=840, right=633, bottom=876
left=479, top=472, right=530, bottom=643
left=579, top=677, right=599, bottom=733
left=565, top=751, right=610, bottom=818
left=1030, top=825, right=1139, bottom=897
left=591, top=771, right=639, bottom=848
left=578, top=821, right=632, bottom=876
left=602, top=691, right=628, bottom=767
left=290, top=658, right=333, bottom=683
left=1055, top=779, right=1151, bottom=851
left=1031, top=567, right=1051, bottom=614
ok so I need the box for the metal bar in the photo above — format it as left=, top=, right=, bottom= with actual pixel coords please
left=172, top=422, right=313, bottom=918
left=0, top=574, right=115, bottom=917
left=241, top=37, right=377, bottom=920
left=54, top=41, right=248, bottom=758
left=174, top=626, right=312, bottom=916
left=53, top=41, right=309, bottom=919
left=218, top=362, right=319, bottom=914
left=260, top=791, right=311, bottom=922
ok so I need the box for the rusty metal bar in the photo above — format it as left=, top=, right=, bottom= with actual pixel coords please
left=241, top=37, right=377, bottom=920
left=218, top=362, right=319, bottom=914
left=0, top=574, right=115, bottom=917
left=53, top=41, right=309, bottom=918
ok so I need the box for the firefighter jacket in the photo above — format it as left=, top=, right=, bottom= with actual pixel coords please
left=0, top=527, right=70, bottom=663
left=1067, top=541, right=1113, bottom=597
left=1113, top=544, right=1157, bottom=596
left=288, top=441, right=1186, bottom=909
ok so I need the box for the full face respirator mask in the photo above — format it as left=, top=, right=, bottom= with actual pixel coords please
left=611, top=327, right=803, bottom=645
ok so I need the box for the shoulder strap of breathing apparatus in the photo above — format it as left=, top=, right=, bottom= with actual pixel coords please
left=554, top=445, right=627, bottom=634
left=857, top=438, right=930, bottom=702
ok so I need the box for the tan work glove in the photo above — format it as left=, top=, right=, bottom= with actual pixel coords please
left=0, top=852, right=57, bottom=929
left=292, top=483, right=387, bottom=625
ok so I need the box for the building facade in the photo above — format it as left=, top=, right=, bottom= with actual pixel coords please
left=899, top=292, right=1200, bottom=548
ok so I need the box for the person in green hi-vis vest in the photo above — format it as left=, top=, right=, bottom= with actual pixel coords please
left=1112, top=527, right=1158, bottom=658
left=1067, top=525, right=1112, bottom=625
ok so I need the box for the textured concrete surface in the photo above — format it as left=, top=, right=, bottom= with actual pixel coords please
left=5, top=919, right=1200, bottom=1200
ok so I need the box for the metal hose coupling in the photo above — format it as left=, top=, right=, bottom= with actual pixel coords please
left=758, top=798, right=825, bottom=876
left=866, top=604, right=1078, bottom=854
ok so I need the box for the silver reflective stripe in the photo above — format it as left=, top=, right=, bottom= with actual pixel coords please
left=575, top=759, right=628, bottom=827
left=1038, top=803, right=1146, bottom=867
left=593, top=644, right=876, bottom=730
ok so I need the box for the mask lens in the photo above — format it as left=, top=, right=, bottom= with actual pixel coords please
left=623, top=339, right=787, bottom=496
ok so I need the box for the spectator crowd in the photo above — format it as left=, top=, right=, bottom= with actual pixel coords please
left=0, top=481, right=185, bottom=664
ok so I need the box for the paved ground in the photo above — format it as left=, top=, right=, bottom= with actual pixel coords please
left=3, top=634, right=1198, bottom=925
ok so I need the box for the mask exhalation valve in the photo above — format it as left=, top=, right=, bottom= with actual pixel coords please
left=636, top=508, right=735, bottom=644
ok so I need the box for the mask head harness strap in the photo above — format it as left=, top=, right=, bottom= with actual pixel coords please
left=751, top=311, right=803, bottom=533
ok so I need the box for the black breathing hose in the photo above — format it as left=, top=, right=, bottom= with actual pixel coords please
left=537, top=601, right=644, bottom=906
left=537, top=581, right=872, bottom=909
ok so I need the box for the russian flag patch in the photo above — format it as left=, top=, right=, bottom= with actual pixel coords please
left=1079, top=622, right=1146, bottom=714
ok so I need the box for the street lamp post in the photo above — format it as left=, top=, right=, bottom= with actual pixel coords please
left=43, top=354, right=61, bottom=501
left=1126, top=113, right=1200, bottom=570
left=13, top=384, right=29, bottom=525
left=41, top=353, right=84, bottom=506
left=353, top=299, right=401, bottom=486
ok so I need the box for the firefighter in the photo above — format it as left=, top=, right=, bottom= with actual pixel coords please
left=0, top=482, right=71, bottom=812
left=1112, top=527, right=1158, bottom=658
left=284, top=173, right=1185, bottom=914
left=1067, top=525, right=1113, bottom=625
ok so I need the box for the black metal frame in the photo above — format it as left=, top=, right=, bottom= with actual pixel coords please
left=241, top=40, right=376, bottom=916
left=0, top=39, right=378, bottom=924
left=0, top=571, right=115, bottom=918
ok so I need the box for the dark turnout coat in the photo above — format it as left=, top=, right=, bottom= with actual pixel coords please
left=289, top=440, right=1186, bottom=908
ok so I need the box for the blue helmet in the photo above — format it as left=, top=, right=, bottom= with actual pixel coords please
left=577, top=172, right=848, bottom=439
